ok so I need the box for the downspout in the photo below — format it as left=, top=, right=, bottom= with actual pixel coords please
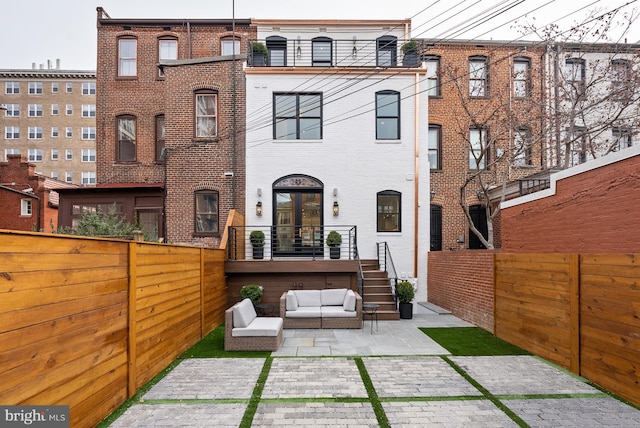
left=187, top=22, right=192, bottom=59
left=231, top=0, right=237, bottom=208
left=413, top=71, right=420, bottom=278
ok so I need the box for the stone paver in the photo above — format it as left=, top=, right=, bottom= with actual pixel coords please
left=364, top=356, right=482, bottom=398
left=252, top=402, right=378, bottom=428
left=506, top=397, right=640, bottom=427
left=383, top=400, right=519, bottom=428
left=143, top=358, right=265, bottom=400
left=109, top=403, right=246, bottom=428
left=262, top=357, right=367, bottom=399
left=450, top=355, right=599, bottom=396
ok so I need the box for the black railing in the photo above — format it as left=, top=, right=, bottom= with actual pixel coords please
left=247, top=38, right=423, bottom=69
left=518, top=179, right=550, bottom=196
left=377, top=242, right=399, bottom=308
left=227, top=225, right=357, bottom=261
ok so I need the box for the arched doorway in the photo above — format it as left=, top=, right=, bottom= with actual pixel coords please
left=273, top=174, right=323, bottom=257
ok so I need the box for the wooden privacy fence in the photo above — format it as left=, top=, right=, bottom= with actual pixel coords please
left=0, top=230, right=227, bottom=428
left=495, top=253, right=640, bottom=408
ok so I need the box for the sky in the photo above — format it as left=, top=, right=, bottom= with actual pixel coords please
left=1, top=0, right=639, bottom=70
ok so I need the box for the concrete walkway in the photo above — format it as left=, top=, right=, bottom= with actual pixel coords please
left=108, top=306, right=640, bottom=427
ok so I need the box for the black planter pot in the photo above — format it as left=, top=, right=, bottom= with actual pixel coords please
left=329, top=246, right=341, bottom=259
left=252, top=53, right=266, bottom=66
left=252, top=247, right=264, bottom=260
left=399, top=302, right=413, bottom=319
left=402, top=52, right=420, bottom=67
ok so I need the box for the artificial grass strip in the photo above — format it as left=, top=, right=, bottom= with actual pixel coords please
left=355, top=357, right=390, bottom=428
left=420, top=327, right=530, bottom=356
left=240, top=356, right=273, bottom=428
left=179, top=325, right=271, bottom=359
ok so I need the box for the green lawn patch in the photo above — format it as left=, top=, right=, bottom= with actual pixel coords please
left=420, top=327, right=530, bottom=356
left=179, top=324, right=271, bottom=359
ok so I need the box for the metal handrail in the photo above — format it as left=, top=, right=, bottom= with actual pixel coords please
left=377, top=242, right=399, bottom=307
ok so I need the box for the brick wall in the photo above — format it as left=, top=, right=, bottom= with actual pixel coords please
left=0, top=154, right=49, bottom=231
left=501, top=150, right=640, bottom=253
left=428, top=249, right=496, bottom=331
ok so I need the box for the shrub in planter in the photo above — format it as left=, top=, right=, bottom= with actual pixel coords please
left=240, top=284, right=263, bottom=305
left=396, top=280, right=415, bottom=319
left=250, top=230, right=265, bottom=259
left=401, top=40, right=420, bottom=67
left=326, top=230, right=342, bottom=259
left=251, top=42, right=268, bottom=66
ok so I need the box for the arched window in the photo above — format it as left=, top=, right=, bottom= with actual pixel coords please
left=312, top=37, right=332, bottom=66
left=513, top=56, right=531, bottom=97
left=158, top=36, right=177, bottom=77
left=469, top=55, right=489, bottom=97
left=117, top=37, right=137, bottom=77
left=195, top=90, right=218, bottom=138
left=194, top=190, right=219, bottom=235
left=377, top=190, right=401, bottom=232
left=221, top=36, right=240, bottom=55
left=116, top=114, right=136, bottom=162
left=376, top=90, right=400, bottom=140
left=376, top=36, right=397, bottom=67
left=266, top=36, right=287, bottom=66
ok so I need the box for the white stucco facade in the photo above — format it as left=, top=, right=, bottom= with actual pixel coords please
left=244, top=20, right=430, bottom=293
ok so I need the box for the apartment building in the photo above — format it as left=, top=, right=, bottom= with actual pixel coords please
left=0, top=64, right=96, bottom=186
left=57, top=8, right=254, bottom=243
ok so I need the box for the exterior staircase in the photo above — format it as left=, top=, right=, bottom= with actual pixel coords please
left=360, top=259, right=399, bottom=321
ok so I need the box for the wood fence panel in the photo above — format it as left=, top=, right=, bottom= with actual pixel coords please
left=580, top=254, right=640, bottom=406
left=495, top=253, right=575, bottom=370
left=0, top=232, right=129, bottom=428
left=203, top=249, right=228, bottom=332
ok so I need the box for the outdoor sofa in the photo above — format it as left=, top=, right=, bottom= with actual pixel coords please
left=279, top=288, right=362, bottom=329
left=224, top=298, right=283, bottom=351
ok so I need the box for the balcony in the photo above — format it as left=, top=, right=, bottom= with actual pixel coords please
left=247, top=38, right=423, bottom=69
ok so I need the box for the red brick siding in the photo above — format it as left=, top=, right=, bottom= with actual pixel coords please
left=501, top=154, right=640, bottom=253
left=428, top=250, right=496, bottom=332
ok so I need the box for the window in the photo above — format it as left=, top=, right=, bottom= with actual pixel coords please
left=513, top=57, right=530, bottom=98
left=312, top=37, right=332, bottom=66
left=274, top=93, right=322, bottom=140
left=375, top=91, right=400, bottom=140
left=565, top=58, right=585, bottom=91
left=51, top=149, right=58, bottom=160
left=513, top=127, right=532, bottom=166
left=28, top=148, right=43, bottom=162
left=5, top=148, right=20, bottom=160
left=51, top=127, right=59, bottom=138
left=82, top=104, right=96, bottom=117
left=568, top=126, right=588, bottom=167
left=52, top=82, right=59, bottom=93
left=611, top=59, right=631, bottom=100
left=51, top=171, right=58, bottom=180
left=117, top=115, right=136, bottom=161
left=66, top=149, right=73, bottom=160
left=6, top=82, right=19, bottom=94
left=21, top=199, right=32, bottom=216
left=156, top=115, right=165, bottom=161
left=51, top=104, right=59, bottom=115
left=469, top=205, right=488, bottom=249
left=428, top=124, right=442, bottom=170
left=28, top=104, right=43, bottom=117
left=66, top=104, right=73, bottom=115
left=469, top=56, right=489, bottom=97
left=65, top=127, right=73, bottom=138
left=81, top=172, right=96, bottom=185
left=266, top=36, right=287, bottom=66
left=377, top=190, right=401, bottom=232
left=118, top=38, right=137, bottom=77
left=194, top=190, right=219, bottom=234
left=82, top=148, right=96, bottom=162
left=221, top=37, right=240, bottom=56
left=82, top=127, right=96, bottom=140
left=430, top=204, right=442, bottom=251
left=424, top=55, right=441, bottom=96
left=376, top=36, right=397, bottom=67
left=5, top=127, right=20, bottom=139
left=5, top=104, right=19, bottom=117
left=82, top=82, right=96, bottom=95
left=469, top=127, right=489, bottom=169
left=28, top=127, right=43, bottom=139
left=195, top=91, right=217, bottom=138
left=65, top=83, right=73, bottom=93
left=28, top=82, right=43, bottom=94
left=612, top=127, right=632, bottom=152
left=158, top=38, right=178, bottom=77
left=65, top=171, right=72, bottom=183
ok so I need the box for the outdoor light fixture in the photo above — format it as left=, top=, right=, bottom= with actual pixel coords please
left=477, top=190, right=484, bottom=200
left=296, top=36, right=302, bottom=58
left=333, top=201, right=339, bottom=216
left=430, top=190, right=436, bottom=200
left=256, top=201, right=262, bottom=216
left=257, top=188, right=262, bottom=197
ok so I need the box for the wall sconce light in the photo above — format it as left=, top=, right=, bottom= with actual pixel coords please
left=430, top=190, right=436, bottom=200
left=257, top=188, right=262, bottom=197
left=333, top=201, right=339, bottom=216
left=296, top=36, right=302, bottom=58
left=477, top=190, right=484, bottom=200
left=456, top=235, right=465, bottom=244
left=256, top=201, right=262, bottom=216
left=333, top=188, right=338, bottom=197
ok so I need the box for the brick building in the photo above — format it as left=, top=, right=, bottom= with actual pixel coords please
left=0, top=65, right=96, bottom=186
left=58, top=8, right=254, bottom=244
left=425, top=40, right=547, bottom=251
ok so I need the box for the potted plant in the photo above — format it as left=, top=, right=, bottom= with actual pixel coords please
left=250, top=230, right=265, bottom=259
left=401, top=40, right=420, bottom=67
left=251, top=41, right=268, bottom=66
left=326, top=230, right=342, bottom=259
left=396, top=280, right=415, bottom=319
left=240, top=284, right=263, bottom=305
